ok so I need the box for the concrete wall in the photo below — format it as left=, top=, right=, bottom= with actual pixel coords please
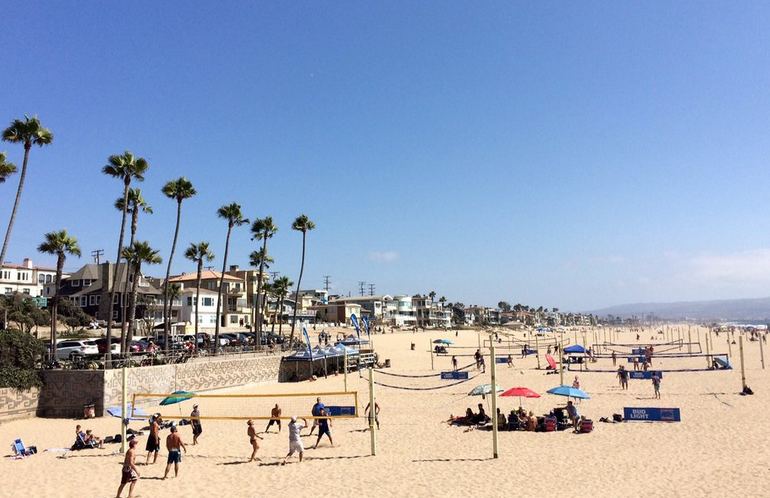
left=0, top=387, right=39, bottom=421
left=0, top=355, right=283, bottom=420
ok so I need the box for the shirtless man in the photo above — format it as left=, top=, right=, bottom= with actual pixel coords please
left=162, top=426, right=187, bottom=479
left=145, top=415, right=161, bottom=464
left=265, top=404, right=282, bottom=433
left=365, top=401, right=380, bottom=430
left=116, top=439, right=140, bottom=498
left=247, top=420, right=264, bottom=461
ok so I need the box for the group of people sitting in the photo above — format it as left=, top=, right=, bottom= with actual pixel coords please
left=72, top=424, right=103, bottom=450
left=447, top=401, right=589, bottom=434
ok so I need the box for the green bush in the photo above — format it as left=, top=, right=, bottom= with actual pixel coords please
left=0, top=330, right=45, bottom=390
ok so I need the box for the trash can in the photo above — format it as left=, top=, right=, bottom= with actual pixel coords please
left=83, top=403, right=95, bottom=419
left=410, top=343, right=415, bottom=351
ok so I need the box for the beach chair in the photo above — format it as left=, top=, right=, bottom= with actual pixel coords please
left=12, top=439, right=36, bottom=458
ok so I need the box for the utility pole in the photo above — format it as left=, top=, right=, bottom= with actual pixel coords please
left=269, top=271, right=280, bottom=282
left=323, top=275, right=331, bottom=292
left=368, top=283, right=375, bottom=296
left=358, top=281, right=366, bottom=297
left=91, top=249, right=104, bottom=264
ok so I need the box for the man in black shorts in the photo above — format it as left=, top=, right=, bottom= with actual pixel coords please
left=265, top=403, right=282, bottom=433
left=312, top=408, right=333, bottom=448
left=145, top=415, right=161, bottom=464
left=190, top=404, right=202, bottom=445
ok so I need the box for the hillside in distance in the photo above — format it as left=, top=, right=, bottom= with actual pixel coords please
left=589, top=297, right=770, bottom=322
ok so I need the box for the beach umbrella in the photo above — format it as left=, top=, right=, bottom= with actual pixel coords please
left=501, top=386, right=540, bottom=408
left=468, top=384, right=503, bottom=397
left=546, top=385, right=590, bottom=400
left=159, top=390, right=195, bottom=406
left=433, top=339, right=453, bottom=345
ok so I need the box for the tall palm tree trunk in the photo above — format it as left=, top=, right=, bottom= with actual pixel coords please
left=194, top=259, right=203, bottom=346
left=278, top=297, right=285, bottom=337
left=127, top=265, right=140, bottom=336
left=0, top=144, right=30, bottom=266
left=254, top=235, right=268, bottom=344
left=288, top=233, right=306, bottom=346
left=214, top=225, right=232, bottom=353
left=105, top=180, right=130, bottom=365
left=163, top=201, right=182, bottom=345
left=120, top=209, right=139, bottom=351
left=51, top=252, right=64, bottom=358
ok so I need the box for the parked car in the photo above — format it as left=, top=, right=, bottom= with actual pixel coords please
left=94, top=337, right=122, bottom=355
left=128, top=341, right=146, bottom=353
left=55, top=340, right=99, bottom=360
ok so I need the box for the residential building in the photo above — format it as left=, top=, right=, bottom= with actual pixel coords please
left=1, top=258, right=64, bottom=297
left=168, top=270, right=250, bottom=328
left=384, top=295, right=417, bottom=327
left=227, top=265, right=269, bottom=324
left=178, top=288, right=219, bottom=331
left=331, top=295, right=390, bottom=319
left=311, top=302, right=362, bottom=324
left=44, top=262, right=162, bottom=325
left=412, top=294, right=452, bottom=328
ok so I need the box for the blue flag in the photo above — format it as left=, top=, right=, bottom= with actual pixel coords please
left=362, top=316, right=370, bottom=336
left=351, top=313, right=361, bottom=339
left=302, top=325, right=313, bottom=361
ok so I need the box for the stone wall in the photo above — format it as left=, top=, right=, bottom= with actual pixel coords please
left=37, top=370, right=105, bottom=418
left=0, top=355, right=283, bottom=421
left=0, top=387, right=39, bottom=421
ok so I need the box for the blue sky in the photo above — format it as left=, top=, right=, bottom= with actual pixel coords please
left=2, top=1, right=770, bottom=310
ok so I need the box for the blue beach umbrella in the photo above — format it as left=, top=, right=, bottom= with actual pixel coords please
left=433, top=339, right=453, bottom=345
left=546, top=385, right=590, bottom=400
left=159, top=390, right=195, bottom=406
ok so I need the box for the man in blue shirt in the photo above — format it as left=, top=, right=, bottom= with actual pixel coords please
left=308, top=398, right=324, bottom=436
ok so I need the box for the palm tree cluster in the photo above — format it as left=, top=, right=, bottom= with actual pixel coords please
left=1, top=114, right=318, bottom=360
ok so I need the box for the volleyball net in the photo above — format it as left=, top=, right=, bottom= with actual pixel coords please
left=130, top=390, right=360, bottom=421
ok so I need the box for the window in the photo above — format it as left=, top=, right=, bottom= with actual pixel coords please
left=203, top=297, right=213, bottom=307
left=229, top=315, right=238, bottom=324
left=72, top=280, right=80, bottom=287
left=23, top=288, right=30, bottom=295
left=113, top=294, right=119, bottom=304
left=89, top=295, right=99, bottom=305
left=46, top=275, right=52, bottom=283
left=1, top=271, right=10, bottom=280
left=4, top=287, right=12, bottom=294
left=17, top=272, right=28, bottom=281
left=38, top=274, right=46, bottom=284
left=186, top=297, right=193, bottom=306
left=112, top=310, right=118, bottom=319
left=80, top=296, right=87, bottom=307
left=82, top=279, right=91, bottom=287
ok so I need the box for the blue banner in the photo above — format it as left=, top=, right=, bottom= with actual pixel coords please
left=629, top=371, right=663, bottom=380
left=362, top=316, right=370, bottom=336
left=325, top=406, right=356, bottom=416
left=351, top=313, right=361, bottom=339
left=302, top=326, right=313, bottom=361
left=495, top=357, right=509, bottom=364
left=623, top=407, right=681, bottom=422
left=440, top=371, right=469, bottom=380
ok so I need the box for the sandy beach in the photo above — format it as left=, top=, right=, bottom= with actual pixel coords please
left=1, top=326, right=768, bottom=498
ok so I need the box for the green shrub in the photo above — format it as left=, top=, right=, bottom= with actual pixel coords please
left=0, top=330, right=45, bottom=390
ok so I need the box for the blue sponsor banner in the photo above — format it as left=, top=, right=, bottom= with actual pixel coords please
left=495, top=357, right=509, bottom=364
left=325, top=406, right=356, bottom=417
left=629, top=371, right=663, bottom=380
left=351, top=313, right=361, bottom=339
left=632, top=348, right=645, bottom=355
left=362, top=316, right=370, bottom=336
left=302, top=326, right=313, bottom=361
left=440, top=371, right=469, bottom=380
left=627, top=356, right=645, bottom=363
left=623, top=407, right=681, bottom=422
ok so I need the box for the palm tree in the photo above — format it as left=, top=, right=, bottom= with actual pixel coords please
left=214, top=203, right=248, bottom=352
left=288, top=215, right=315, bottom=347
left=121, top=242, right=162, bottom=341
left=115, top=189, right=152, bottom=349
left=102, top=151, right=149, bottom=364
left=0, top=152, right=17, bottom=184
left=250, top=217, right=277, bottom=343
left=262, top=281, right=276, bottom=334
left=184, top=242, right=214, bottom=344
left=248, top=243, right=274, bottom=340
left=161, top=177, right=197, bottom=343
left=1, top=116, right=53, bottom=266
left=37, top=230, right=81, bottom=358
left=273, top=276, right=293, bottom=338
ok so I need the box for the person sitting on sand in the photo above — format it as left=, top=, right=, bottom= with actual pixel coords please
left=84, top=430, right=103, bottom=449
left=572, top=376, right=580, bottom=390
left=475, top=403, right=490, bottom=424
left=526, top=411, right=537, bottom=432
left=496, top=408, right=507, bottom=431
left=507, top=410, right=520, bottom=431
left=116, top=439, right=140, bottom=498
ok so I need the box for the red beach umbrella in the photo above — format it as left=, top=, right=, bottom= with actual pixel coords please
left=501, top=387, right=541, bottom=408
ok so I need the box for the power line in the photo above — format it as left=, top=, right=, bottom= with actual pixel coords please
left=368, top=283, right=376, bottom=296
left=323, top=275, right=331, bottom=292
left=269, top=271, right=280, bottom=281
left=91, top=249, right=104, bottom=264
left=358, top=281, right=366, bottom=296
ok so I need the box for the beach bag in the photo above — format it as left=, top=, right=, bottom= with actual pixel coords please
left=580, top=419, right=594, bottom=433
left=612, top=413, right=623, bottom=423
left=544, top=417, right=557, bottom=432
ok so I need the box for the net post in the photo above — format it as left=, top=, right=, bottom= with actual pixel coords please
left=739, top=335, right=747, bottom=391
left=759, top=334, right=765, bottom=370
left=490, top=340, right=498, bottom=459
left=429, top=339, right=434, bottom=370
left=344, top=349, right=348, bottom=392
left=120, top=365, right=127, bottom=454
left=368, top=367, right=377, bottom=456
left=559, top=336, right=564, bottom=386
left=687, top=328, right=692, bottom=354
left=535, top=333, right=540, bottom=369
left=705, top=333, right=711, bottom=369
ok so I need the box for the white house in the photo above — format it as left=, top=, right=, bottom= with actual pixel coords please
left=1, top=258, right=64, bottom=297
left=179, top=288, right=219, bottom=330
